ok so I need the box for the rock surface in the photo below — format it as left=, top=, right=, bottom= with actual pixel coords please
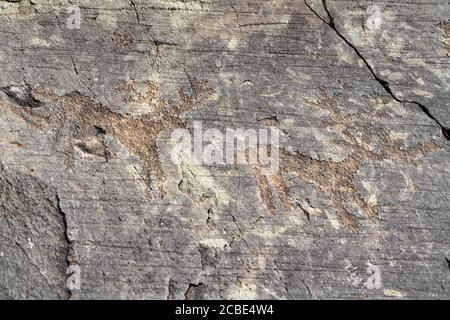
left=0, top=0, right=449, bottom=299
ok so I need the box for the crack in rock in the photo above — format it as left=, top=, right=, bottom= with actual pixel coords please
left=304, top=0, right=450, bottom=140
left=55, top=192, right=79, bottom=299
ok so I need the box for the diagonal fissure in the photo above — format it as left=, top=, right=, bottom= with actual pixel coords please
left=304, top=0, right=449, bottom=140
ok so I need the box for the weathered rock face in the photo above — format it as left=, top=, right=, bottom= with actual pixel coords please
left=0, top=0, right=449, bottom=299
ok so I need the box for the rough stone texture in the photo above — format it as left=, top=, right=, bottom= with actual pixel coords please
left=0, top=0, right=449, bottom=299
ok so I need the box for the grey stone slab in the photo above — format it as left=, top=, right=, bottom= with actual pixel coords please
left=0, top=0, right=449, bottom=299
